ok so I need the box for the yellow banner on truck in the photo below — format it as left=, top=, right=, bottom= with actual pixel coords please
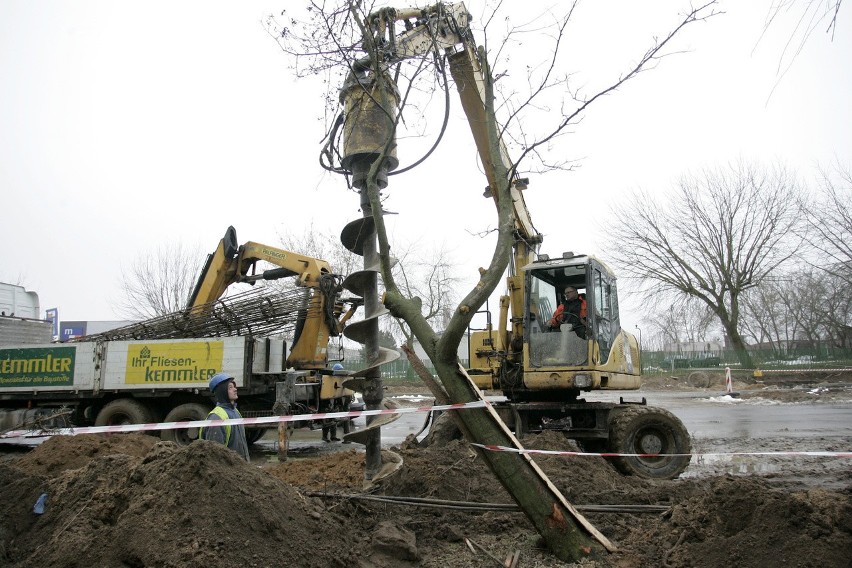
left=124, top=341, right=223, bottom=384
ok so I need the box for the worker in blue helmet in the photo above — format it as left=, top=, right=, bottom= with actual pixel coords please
left=199, top=372, right=250, bottom=460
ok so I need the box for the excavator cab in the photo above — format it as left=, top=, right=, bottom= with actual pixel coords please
left=526, top=256, right=591, bottom=368
left=523, top=252, right=634, bottom=374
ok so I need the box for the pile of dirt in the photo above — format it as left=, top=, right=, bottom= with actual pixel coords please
left=1, top=436, right=363, bottom=568
left=266, top=449, right=367, bottom=492
left=639, top=478, right=852, bottom=568
left=12, top=432, right=160, bottom=477
left=2, top=430, right=851, bottom=567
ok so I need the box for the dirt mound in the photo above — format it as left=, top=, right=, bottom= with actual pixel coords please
left=1, top=430, right=850, bottom=567
left=647, top=478, right=852, bottom=568
left=13, top=433, right=159, bottom=477
left=1, top=435, right=362, bottom=568
left=266, top=449, right=367, bottom=492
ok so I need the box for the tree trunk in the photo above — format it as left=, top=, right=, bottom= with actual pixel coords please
left=723, top=321, right=754, bottom=369
left=422, top=352, right=615, bottom=562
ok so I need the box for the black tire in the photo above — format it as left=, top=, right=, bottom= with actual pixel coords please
left=161, top=403, right=209, bottom=446
left=245, top=427, right=266, bottom=445
left=607, top=406, right=691, bottom=479
left=576, top=439, right=608, bottom=454
left=95, top=399, right=153, bottom=427
left=687, top=371, right=711, bottom=388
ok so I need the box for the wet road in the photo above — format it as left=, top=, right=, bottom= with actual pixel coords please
left=583, top=389, right=852, bottom=440
left=371, top=390, right=852, bottom=444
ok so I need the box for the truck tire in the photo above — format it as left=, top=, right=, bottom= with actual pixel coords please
left=94, top=399, right=153, bottom=427
left=161, top=403, right=209, bottom=446
left=245, top=428, right=266, bottom=445
left=607, top=406, right=691, bottom=479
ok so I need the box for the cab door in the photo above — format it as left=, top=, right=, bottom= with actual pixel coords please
left=589, top=261, right=617, bottom=364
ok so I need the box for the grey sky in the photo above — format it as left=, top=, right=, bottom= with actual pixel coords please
left=1, top=1, right=849, bottom=331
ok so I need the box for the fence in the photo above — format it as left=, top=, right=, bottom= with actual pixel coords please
left=338, top=347, right=852, bottom=381
left=642, top=346, right=852, bottom=372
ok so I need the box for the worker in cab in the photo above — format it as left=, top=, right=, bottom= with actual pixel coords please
left=200, top=372, right=250, bottom=460
left=549, top=286, right=588, bottom=339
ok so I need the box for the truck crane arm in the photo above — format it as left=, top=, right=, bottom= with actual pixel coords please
left=187, top=226, right=336, bottom=308
left=187, top=226, right=357, bottom=369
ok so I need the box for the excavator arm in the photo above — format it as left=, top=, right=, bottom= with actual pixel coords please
left=360, top=2, right=541, bottom=357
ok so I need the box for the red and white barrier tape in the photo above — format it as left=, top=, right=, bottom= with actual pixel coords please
left=0, top=400, right=488, bottom=440
left=3, top=401, right=850, bottom=460
left=736, top=368, right=852, bottom=373
left=470, top=443, right=852, bottom=459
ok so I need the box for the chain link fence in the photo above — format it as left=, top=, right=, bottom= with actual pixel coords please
left=643, top=346, right=852, bottom=372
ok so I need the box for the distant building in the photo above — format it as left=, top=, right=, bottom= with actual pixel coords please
left=0, top=282, right=40, bottom=319
left=59, top=320, right=134, bottom=342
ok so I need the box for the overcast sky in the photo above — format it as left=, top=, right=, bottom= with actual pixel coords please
left=1, top=1, right=849, bottom=333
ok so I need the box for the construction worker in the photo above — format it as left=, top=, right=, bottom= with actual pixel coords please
left=549, top=286, right=588, bottom=339
left=200, top=372, right=250, bottom=460
left=322, top=363, right=345, bottom=442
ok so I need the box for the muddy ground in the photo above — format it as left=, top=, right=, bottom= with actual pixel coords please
left=1, top=373, right=850, bottom=567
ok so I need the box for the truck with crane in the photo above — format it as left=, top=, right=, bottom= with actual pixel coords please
left=334, top=2, right=691, bottom=479
left=0, top=228, right=359, bottom=446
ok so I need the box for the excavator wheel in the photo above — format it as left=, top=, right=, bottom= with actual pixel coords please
left=607, top=406, right=691, bottom=479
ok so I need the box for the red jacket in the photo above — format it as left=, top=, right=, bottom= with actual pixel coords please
left=549, top=296, right=587, bottom=328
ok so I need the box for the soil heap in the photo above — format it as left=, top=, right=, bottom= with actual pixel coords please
left=1, top=429, right=850, bottom=567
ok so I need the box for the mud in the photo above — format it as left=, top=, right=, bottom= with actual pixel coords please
left=1, top=378, right=850, bottom=567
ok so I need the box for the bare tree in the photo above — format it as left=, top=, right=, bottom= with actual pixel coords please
left=278, top=222, right=363, bottom=279
left=804, top=161, right=852, bottom=285
left=740, top=262, right=852, bottom=354
left=115, top=242, right=204, bottom=320
left=740, top=275, right=798, bottom=353
left=387, top=241, right=461, bottom=345
left=271, top=1, right=718, bottom=561
left=645, top=296, right=716, bottom=348
left=819, top=271, right=852, bottom=347
left=605, top=160, right=804, bottom=369
left=759, top=0, right=844, bottom=97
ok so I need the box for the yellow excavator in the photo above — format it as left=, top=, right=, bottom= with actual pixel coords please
left=337, top=2, right=691, bottom=478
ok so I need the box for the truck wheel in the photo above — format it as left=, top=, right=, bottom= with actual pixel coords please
left=245, top=428, right=266, bottom=445
left=95, top=399, right=153, bottom=427
left=161, top=403, right=209, bottom=446
left=607, top=406, right=691, bottom=479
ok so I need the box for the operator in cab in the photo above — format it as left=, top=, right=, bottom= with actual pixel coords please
left=200, top=372, right=250, bottom=460
left=548, top=286, right=587, bottom=339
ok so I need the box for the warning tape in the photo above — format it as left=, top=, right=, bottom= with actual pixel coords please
left=470, top=443, right=852, bottom=459
left=0, top=400, right=488, bottom=440
left=3, top=401, right=850, bottom=461
left=730, top=368, right=852, bottom=373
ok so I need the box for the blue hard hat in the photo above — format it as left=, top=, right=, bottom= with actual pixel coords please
left=209, top=372, right=234, bottom=392
left=332, top=363, right=344, bottom=371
